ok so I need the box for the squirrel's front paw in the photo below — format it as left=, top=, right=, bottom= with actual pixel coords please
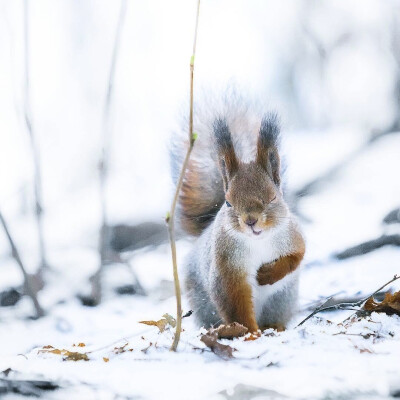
left=256, top=260, right=280, bottom=285
left=257, top=254, right=299, bottom=286
left=260, top=323, right=286, bottom=332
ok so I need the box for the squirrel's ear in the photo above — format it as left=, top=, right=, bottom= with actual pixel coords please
left=213, top=118, right=239, bottom=191
left=256, top=113, right=281, bottom=186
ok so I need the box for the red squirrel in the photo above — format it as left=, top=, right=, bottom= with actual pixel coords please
left=171, top=95, right=305, bottom=332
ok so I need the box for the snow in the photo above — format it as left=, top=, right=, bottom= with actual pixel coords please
left=1, top=1, right=400, bottom=399
left=0, top=134, right=400, bottom=400
left=1, top=282, right=400, bottom=399
left=1, top=131, right=400, bottom=398
left=1, top=114, right=400, bottom=400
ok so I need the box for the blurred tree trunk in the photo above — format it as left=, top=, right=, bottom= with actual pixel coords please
left=91, top=0, right=127, bottom=305
left=23, top=0, right=48, bottom=272
left=0, top=210, right=44, bottom=318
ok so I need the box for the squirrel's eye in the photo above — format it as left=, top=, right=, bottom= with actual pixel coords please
left=225, top=200, right=232, bottom=208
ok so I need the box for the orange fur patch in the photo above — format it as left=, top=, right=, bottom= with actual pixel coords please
left=256, top=252, right=302, bottom=285
left=257, top=225, right=305, bottom=286
left=216, top=260, right=259, bottom=333
left=179, top=159, right=223, bottom=236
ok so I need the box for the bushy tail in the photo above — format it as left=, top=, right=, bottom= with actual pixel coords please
left=170, top=90, right=278, bottom=236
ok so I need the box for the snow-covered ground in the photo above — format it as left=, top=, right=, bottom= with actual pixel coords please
left=1, top=131, right=399, bottom=400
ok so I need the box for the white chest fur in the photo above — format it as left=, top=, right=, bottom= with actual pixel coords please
left=242, top=220, right=291, bottom=272
left=239, top=220, right=297, bottom=320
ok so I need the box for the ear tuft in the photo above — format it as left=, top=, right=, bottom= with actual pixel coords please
left=213, top=118, right=232, bottom=151
left=257, top=113, right=281, bottom=186
left=213, top=118, right=239, bottom=191
left=259, top=113, right=280, bottom=149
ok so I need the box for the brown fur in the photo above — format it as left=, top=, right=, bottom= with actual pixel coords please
left=179, top=159, right=224, bottom=236
left=257, top=253, right=303, bottom=285
left=260, top=323, right=286, bottom=332
left=256, top=138, right=280, bottom=186
left=225, top=162, right=286, bottom=236
left=257, top=227, right=305, bottom=285
left=215, top=255, right=259, bottom=332
left=219, top=145, right=239, bottom=191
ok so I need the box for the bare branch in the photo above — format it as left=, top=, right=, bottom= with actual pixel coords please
left=167, top=0, right=201, bottom=352
left=335, top=234, right=400, bottom=260
left=91, top=0, right=127, bottom=305
left=0, top=210, right=44, bottom=318
left=23, top=0, right=48, bottom=272
left=296, top=274, right=400, bottom=327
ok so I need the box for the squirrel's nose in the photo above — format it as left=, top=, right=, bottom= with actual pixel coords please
left=245, top=217, right=258, bottom=227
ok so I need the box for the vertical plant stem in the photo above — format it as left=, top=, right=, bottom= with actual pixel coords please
left=92, top=0, right=127, bottom=304
left=23, top=0, right=48, bottom=272
left=0, top=210, right=44, bottom=318
left=168, top=0, right=201, bottom=352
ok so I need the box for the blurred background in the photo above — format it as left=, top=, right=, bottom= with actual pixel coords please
left=0, top=0, right=399, bottom=341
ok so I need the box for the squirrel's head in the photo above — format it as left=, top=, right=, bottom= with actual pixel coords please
left=214, top=115, right=288, bottom=237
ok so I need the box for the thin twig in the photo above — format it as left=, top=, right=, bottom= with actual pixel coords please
left=86, top=327, right=152, bottom=354
left=296, top=274, right=400, bottom=327
left=0, top=210, right=44, bottom=317
left=167, top=0, right=201, bottom=352
left=23, top=0, right=48, bottom=272
left=91, top=0, right=127, bottom=304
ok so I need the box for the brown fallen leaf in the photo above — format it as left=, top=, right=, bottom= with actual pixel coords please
left=364, top=291, right=400, bottom=316
left=214, top=322, right=248, bottom=339
left=353, top=343, right=374, bottom=354
left=113, top=343, right=128, bottom=354
left=103, top=357, right=109, bottom=362
left=139, top=319, right=168, bottom=332
left=38, top=348, right=66, bottom=355
left=139, top=313, right=176, bottom=332
left=64, top=351, right=89, bottom=361
left=162, top=313, right=176, bottom=328
left=200, top=332, right=235, bottom=360
left=38, top=347, right=89, bottom=361
left=244, top=332, right=262, bottom=341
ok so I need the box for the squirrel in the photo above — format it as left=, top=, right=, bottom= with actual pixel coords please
left=171, top=94, right=305, bottom=332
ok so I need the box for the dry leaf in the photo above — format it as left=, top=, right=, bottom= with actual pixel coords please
left=244, top=332, right=261, bottom=341
left=214, top=322, right=248, bottom=339
left=139, top=314, right=176, bottom=332
left=364, top=291, right=400, bottom=316
left=162, top=313, right=176, bottom=328
left=353, top=343, right=373, bottom=354
left=38, top=346, right=89, bottom=361
left=139, top=319, right=168, bottom=332
left=113, top=343, right=128, bottom=354
left=103, top=357, right=109, bottom=362
left=38, top=348, right=65, bottom=355
left=200, top=332, right=235, bottom=359
left=64, top=351, right=89, bottom=361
